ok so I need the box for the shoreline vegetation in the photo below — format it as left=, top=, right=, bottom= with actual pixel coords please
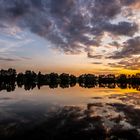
left=1, top=69, right=140, bottom=140
left=1, top=68, right=140, bottom=91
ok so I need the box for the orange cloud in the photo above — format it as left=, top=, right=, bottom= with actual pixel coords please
left=130, top=2, right=140, bottom=9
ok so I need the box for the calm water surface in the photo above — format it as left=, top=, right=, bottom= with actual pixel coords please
left=0, top=85, right=140, bottom=139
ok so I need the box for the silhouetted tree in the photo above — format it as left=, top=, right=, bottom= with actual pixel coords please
left=117, top=74, right=127, bottom=83
left=78, top=74, right=96, bottom=88
left=1, top=68, right=140, bottom=91
left=69, top=75, right=77, bottom=87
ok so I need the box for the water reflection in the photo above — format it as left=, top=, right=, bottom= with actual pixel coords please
left=1, top=70, right=140, bottom=139
left=1, top=93, right=140, bottom=139
left=1, top=81, right=140, bottom=92
left=1, top=69, right=140, bottom=92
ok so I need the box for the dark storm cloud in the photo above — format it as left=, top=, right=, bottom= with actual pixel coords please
left=109, top=36, right=140, bottom=59
left=103, top=22, right=138, bottom=36
left=0, top=0, right=30, bottom=19
left=0, top=0, right=139, bottom=54
left=121, top=0, right=139, bottom=6
left=51, top=0, right=75, bottom=16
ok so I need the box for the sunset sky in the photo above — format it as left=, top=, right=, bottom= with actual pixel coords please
left=0, top=0, right=140, bottom=75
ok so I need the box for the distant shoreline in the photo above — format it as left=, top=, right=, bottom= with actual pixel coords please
left=0, top=68, right=140, bottom=92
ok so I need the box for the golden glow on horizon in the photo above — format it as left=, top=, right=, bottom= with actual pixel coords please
left=14, top=64, right=140, bottom=76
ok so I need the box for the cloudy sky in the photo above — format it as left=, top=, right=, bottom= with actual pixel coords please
left=0, top=0, right=140, bottom=75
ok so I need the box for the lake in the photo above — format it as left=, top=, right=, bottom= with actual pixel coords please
left=0, top=84, right=140, bottom=140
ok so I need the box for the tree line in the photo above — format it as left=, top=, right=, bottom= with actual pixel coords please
left=1, top=68, right=140, bottom=91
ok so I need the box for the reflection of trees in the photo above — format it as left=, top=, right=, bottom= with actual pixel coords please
left=49, top=83, right=58, bottom=89
left=99, top=83, right=116, bottom=88
left=0, top=82, right=15, bottom=92
left=131, top=84, right=140, bottom=91
left=1, top=69, right=140, bottom=91
left=117, top=83, right=127, bottom=89
left=78, top=74, right=96, bottom=88
left=24, top=83, right=36, bottom=91
left=0, top=69, right=16, bottom=92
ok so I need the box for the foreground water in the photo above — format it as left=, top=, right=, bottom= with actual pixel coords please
left=0, top=85, right=140, bottom=139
